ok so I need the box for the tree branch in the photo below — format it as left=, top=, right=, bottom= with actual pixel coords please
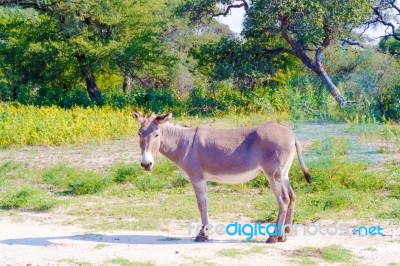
left=389, top=0, right=400, bottom=14
left=281, top=31, right=315, bottom=70
left=340, top=38, right=364, bottom=48
left=212, top=0, right=249, bottom=17
left=371, top=5, right=400, bottom=41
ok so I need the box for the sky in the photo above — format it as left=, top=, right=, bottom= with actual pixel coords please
left=215, top=5, right=245, bottom=34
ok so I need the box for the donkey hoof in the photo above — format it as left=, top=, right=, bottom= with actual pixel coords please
left=266, top=236, right=278, bottom=244
left=278, top=236, right=287, bottom=242
left=194, top=234, right=209, bottom=242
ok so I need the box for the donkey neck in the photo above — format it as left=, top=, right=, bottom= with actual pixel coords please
left=159, top=123, right=196, bottom=164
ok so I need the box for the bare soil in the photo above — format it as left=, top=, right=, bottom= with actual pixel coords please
left=0, top=139, right=140, bottom=172
left=0, top=215, right=399, bottom=266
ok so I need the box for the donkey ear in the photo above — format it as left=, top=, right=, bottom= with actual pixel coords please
left=156, top=112, right=172, bottom=124
left=132, top=109, right=144, bottom=123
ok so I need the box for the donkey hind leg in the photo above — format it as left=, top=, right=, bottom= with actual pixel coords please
left=282, top=152, right=297, bottom=235
left=192, top=179, right=209, bottom=242
left=264, top=167, right=290, bottom=244
left=283, top=180, right=296, bottom=234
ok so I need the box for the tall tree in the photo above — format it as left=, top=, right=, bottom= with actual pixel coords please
left=178, top=0, right=373, bottom=105
left=0, top=0, right=172, bottom=103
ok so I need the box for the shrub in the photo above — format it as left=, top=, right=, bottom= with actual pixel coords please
left=110, top=161, right=188, bottom=192
left=43, top=165, right=111, bottom=195
left=0, top=187, right=57, bottom=211
left=111, top=163, right=143, bottom=183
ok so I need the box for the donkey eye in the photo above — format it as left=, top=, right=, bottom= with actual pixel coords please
left=155, top=134, right=159, bottom=138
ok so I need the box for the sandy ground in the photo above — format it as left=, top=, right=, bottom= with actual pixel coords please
left=0, top=215, right=399, bottom=266
left=0, top=139, right=140, bottom=172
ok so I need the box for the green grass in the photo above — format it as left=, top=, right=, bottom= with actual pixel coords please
left=291, top=245, right=353, bottom=264
left=57, top=258, right=93, bottom=266
left=103, top=258, right=155, bottom=266
left=217, top=245, right=268, bottom=258
left=158, top=237, right=181, bottom=241
left=0, top=187, right=57, bottom=211
left=217, top=248, right=242, bottom=258
left=43, top=165, right=111, bottom=195
left=0, top=116, right=399, bottom=232
left=94, top=243, right=110, bottom=249
left=294, top=256, right=318, bottom=266
left=0, top=147, right=399, bottom=229
left=320, top=245, right=352, bottom=262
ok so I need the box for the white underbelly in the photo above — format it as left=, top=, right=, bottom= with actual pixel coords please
left=203, top=168, right=262, bottom=184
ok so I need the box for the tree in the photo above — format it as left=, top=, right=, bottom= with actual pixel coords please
left=178, top=0, right=374, bottom=105
left=0, top=0, right=173, bottom=103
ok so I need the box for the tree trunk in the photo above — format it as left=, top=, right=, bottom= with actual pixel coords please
left=11, top=84, right=18, bottom=101
left=314, top=66, right=347, bottom=106
left=281, top=32, right=347, bottom=106
left=122, top=70, right=133, bottom=93
left=76, top=55, right=103, bottom=105
left=84, top=69, right=103, bottom=105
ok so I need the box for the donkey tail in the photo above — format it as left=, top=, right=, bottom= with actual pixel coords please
left=295, top=139, right=312, bottom=183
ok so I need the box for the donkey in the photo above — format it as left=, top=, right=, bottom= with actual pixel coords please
left=132, top=110, right=311, bottom=243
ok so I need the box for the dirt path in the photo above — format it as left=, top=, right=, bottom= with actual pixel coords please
left=0, top=139, right=140, bottom=172
left=0, top=215, right=399, bottom=266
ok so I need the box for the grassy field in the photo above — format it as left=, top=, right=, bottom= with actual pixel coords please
left=0, top=108, right=399, bottom=232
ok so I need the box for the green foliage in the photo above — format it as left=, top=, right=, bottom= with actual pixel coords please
left=191, top=36, right=296, bottom=90
left=112, top=164, right=142, bottom=183
left=110, top=161, right=188, bottom=192
left=323, top=46, right=400, bottom=121
left=179, top=0, right=374, bottom=103
left=43, top=165, right=111, bottom=195
left=379, top=29, right=400, bottom=56
left=244, top=0, right=372, bottom=45
left=1, top=0, right=400, bottom=122
left=104, top=88, right=186, bottom=114
left=0, top=0, right=176, bottom=102
left=0, top=187, right=56, bottom=211
left=188, top=82, right=284, bottom=114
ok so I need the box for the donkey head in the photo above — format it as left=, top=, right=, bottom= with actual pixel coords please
left=132, top=110, right=172, bottom=171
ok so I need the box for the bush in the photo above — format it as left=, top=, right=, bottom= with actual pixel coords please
left=112, top=163, right=143, bottom=183
left=43, top=165, right=111, bottom=195
left=110, top=161, right=188, bottom=192
left=0, top=187, right=57, bottom=211
left=188, top=85, right=216, bottom=113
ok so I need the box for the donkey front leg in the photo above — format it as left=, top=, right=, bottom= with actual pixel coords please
left=191, top=179, right=209, bottom=242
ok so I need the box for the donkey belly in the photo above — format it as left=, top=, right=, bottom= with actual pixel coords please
left=203, top=168, right=262, bottom=184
